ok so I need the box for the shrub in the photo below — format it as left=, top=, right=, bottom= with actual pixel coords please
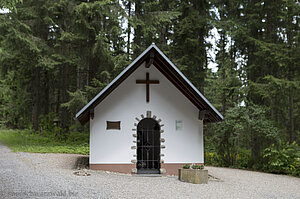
left=205, top=152, right=221, bottom=166
left=262, top=141, right=300, bottom=177
left=191, top=164, right=204, bottom=169
left=66, top=131, right=89, bottom=144
left=39, top=113, right=56, bottom=134
left=183, top=164, right=190, bottom=169
left=204, top=150, right=251, bottom=168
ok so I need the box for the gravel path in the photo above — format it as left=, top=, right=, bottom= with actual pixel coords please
left=1, top=142, right=300, bottom=199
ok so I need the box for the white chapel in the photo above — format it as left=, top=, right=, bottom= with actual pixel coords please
left=76, top=44, right=223, bottom=175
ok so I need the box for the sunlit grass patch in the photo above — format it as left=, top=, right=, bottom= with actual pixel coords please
left=0, top=129, right=89, bottom=155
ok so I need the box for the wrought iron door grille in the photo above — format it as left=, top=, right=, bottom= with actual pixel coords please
left=137, top=119, right=160, bottom=174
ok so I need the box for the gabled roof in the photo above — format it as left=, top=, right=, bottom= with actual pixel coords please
left=76, top=44, right=223, bottom=125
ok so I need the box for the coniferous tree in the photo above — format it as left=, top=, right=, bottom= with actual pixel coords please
left=170, top=0, right=210, bottom=93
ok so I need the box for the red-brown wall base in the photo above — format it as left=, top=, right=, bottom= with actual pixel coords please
left=90, top=163, right=204, bottom=176
left=90, top=164, right=135, bottom=174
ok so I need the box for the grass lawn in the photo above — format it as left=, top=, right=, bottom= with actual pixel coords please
left=0, top=129, right=89, bottom=155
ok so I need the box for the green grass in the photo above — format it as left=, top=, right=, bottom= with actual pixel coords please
left=0, top=129, right=89, bottom=155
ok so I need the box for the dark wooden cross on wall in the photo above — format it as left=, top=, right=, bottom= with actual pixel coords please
left=136, top=73, right=159, bottom=103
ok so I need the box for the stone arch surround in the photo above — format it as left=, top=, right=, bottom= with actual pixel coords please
left=131, top=110, right=166, bottom=174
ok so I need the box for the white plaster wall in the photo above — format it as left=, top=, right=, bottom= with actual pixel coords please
left=90, top=62, right=204, bottom=164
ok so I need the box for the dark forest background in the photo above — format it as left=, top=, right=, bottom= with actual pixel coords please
left=0, top=0, right=299, bottom=176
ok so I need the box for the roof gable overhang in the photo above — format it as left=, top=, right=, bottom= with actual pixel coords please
left=76, top=44, right=223, bottom=125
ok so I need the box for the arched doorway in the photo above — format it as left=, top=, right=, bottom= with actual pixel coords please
left=137, top=118, right=161, bottom=174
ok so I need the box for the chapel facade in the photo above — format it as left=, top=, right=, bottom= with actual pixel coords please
left=76, top=44, right=223, bottom=175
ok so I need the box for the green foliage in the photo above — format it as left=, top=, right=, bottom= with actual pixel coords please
left=262, top=142, right=300, bottom=177
left=0, top=129, right=89, bottom=154
left=61, top=90, right=88, bottom=116
left=183, top=164, right=190, bottom=169
left=38, top=112, right=87, bottom=141
left=204, top=151, right=251, bottom=169
left=66, top=131, right=89, bottom=144
left=128, top=0, right=181, bottom=57
left=211, top=104, right=279, bottom=167
left=0, top=71, right=31, bottom=128
left=85, top=78, right=109, bottom=100
left=169, top=0, right=209, bottom=92
left=0, top=0, right=22, bottom=11
left=39, top=112, right=56, bottom=133
left=38, top=113, right=65, bottom=140
left=191, top=164, right=204, bottom=170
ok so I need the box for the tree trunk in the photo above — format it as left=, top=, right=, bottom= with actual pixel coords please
left=251, top=129, right=258, bottom=163
left=289, top=92, right=295, bottom=142
left=32, top=67, right=41, bottom=131
left=133, top=0, right=142, bottom=58
left=43, top=70, right=49, bottom=114
left=60, top=65, right=69, bottom=130
left=195, top=1, right=207, bottom=93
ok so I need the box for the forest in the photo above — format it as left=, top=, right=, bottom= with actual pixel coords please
left=0, top=0, right=299, bottom=176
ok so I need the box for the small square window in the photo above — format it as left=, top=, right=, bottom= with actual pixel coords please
left=106, top=121, right=121, bottom=130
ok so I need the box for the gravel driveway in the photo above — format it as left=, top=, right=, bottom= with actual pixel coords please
left=1, top=142, right=300, bottom=199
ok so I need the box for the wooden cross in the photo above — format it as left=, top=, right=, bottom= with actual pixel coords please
left=136, top=73, right=159, bottom=103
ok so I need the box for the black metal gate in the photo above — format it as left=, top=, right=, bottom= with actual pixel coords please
left=137, top=118, right=160, bottom=174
